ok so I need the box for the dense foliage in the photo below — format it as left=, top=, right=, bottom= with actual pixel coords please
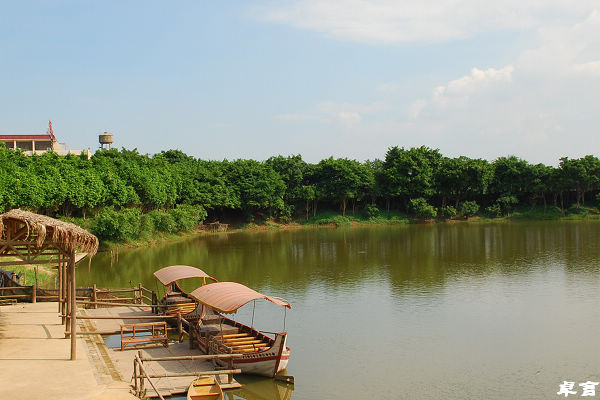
left=1, top=143, right=600, bottom=242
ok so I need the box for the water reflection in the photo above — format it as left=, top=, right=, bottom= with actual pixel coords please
left=78, top=221, right=600, bottom=400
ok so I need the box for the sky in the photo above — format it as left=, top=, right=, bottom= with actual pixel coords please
left=1, top=1, right=599, bottom=165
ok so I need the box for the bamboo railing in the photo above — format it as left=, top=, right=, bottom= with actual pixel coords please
left=132, top=350, right=242, bottom=399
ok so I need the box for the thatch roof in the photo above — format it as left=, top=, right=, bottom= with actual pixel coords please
left=0, top=209, right=98, bottom=256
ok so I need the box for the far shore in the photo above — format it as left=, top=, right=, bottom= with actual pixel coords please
left=98, top=207, right=600, bottom=252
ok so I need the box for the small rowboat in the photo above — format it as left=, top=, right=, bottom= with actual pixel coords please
left=187, top=376, right=223, bottom=400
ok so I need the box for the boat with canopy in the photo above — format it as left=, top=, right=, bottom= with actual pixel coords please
left=153, top=265, right=217, bottom=317
left=189, top=282, right=291, bottom=377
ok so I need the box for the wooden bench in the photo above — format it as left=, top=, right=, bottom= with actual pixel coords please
left=120, top=322, right=169, bottom=351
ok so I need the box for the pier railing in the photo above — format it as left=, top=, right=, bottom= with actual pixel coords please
left=0, top=282, right=158, bottom=310
left=132, top=350, right=242, bottom=399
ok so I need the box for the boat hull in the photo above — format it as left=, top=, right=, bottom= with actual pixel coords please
left=197, top=316, right=290, bottom=377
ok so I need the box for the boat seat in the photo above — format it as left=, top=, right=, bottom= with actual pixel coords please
left=218, top=333, right=249, bottom=338
left=224, top=339, right=263, bottom=345
left=230, top=343, right=269, bottom=349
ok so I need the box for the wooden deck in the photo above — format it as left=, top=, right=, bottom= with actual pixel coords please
left=80, top=306, right=242, bottom=398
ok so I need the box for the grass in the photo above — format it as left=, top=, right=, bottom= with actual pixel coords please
left=3, top=263, right=55, bottom=287
left=300, top=210, right=410, bottom=227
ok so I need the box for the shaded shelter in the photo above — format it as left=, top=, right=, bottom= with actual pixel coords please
left=0, top=209, right=98, bottom=360
left=189, top=282, right=291, bottom=314
left=153, top=265, right=217, bottom=286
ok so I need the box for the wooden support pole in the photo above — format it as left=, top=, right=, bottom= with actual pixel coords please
left=92, top=284, right=97, bottom=309
left=133, top=358, right=139, bottom=396
left=138, top=283, right=143, bottom=304
left=152, top=291, right=158, bottom=314
left=62, top=262, right=68, bottom=325
left=228, top=357, right=234, bottom=384
left=69, top=249, right=77, bottom=360
left=65, top=263, right=71, bottom=333
left=32, top=267, right=38, bottom=304
left=177, top=312, right=183, bottom=343
left=189, top=325, right=195, bottom=349
left=58, top=262, right=63, bottom=317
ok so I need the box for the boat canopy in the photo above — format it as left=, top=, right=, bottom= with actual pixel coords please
left=153, top=265, right=217, bottom=286
left=189, top=282, right=291, bottom=314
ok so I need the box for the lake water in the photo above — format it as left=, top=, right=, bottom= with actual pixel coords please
left=78, top=221, right=600, bottom=400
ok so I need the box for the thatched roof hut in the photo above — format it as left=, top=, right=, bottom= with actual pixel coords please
left=0, top=209, right=99, bottom=360
left=0, top=208, right=98, bottom=256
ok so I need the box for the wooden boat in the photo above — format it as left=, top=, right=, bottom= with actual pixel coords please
left=187, top=375, right=223, bottom=400
left=153, top=265, right=217, bottom=318
left=189, top=282, right=291, bottom=377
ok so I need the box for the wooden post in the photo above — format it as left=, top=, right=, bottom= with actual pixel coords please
left=152, top=292, right=158, bottom=314
left=133, top=358, right=139, bottom=396
left=31, top=284, right=36, bottom=303
left=62, top=262, right=67, bottom=325
left=138, top=283, right=143, bottom=304
left=177, top=312, right=183, bottom=343
left=65, top=263, right=71, bottom=334
left=189, top=325, right=195, bottom=349
left=138, top=351, right=146, bottom=396
left=69, top=249, right=77, bottom=360
left=92, top=284, right=97, bottom=310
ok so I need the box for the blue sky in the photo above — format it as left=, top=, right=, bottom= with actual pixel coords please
left=1, top=1, right=599, bottom=165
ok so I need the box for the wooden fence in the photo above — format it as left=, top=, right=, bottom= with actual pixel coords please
left=0, top=283, right=158, bottom=309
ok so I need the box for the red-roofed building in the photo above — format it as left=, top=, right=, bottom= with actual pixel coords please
left=0, top=121, right=90, bottom=158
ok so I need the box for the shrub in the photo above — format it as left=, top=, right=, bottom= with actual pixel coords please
left=485, top=203, right=502, bottom=217
left=92, top=207, right=141, bottom=242
left=496, top=196, right=519, bottom=215
left=170, top=204, right=207, bottom=231
left=460, top=201, right=480, bottom=218
left=148, top=210, right=177, bottom=233
left=409, top=198, right=437, bottom=220
left=365, top=204, right=380, bottom=219
left=439, top=205, right=457, bottom=219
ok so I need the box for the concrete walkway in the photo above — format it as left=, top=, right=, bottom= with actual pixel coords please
left=0, top=302, right=137, bottom=400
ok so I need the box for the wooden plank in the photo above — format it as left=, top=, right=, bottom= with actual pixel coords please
left=147, top=369, right=241, bottom=378
left=140, top=354, right=244, bottom=362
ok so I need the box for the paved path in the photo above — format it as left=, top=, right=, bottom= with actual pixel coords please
left=0, top=302, right=137, bottom=400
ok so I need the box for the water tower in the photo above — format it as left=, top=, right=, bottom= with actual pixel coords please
left=99, top=132, right=114, bottom=150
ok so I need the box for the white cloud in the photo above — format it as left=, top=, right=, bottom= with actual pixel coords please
left=257, top=0, right=598, bottom=44
left=431, top=66, right=514, bottom=108
left=399, top=8, right=600, bottom=163
left=262, top=4, right=600, bottom=164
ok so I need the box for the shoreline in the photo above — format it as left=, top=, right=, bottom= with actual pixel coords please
left=97, top=209, right=600, bottom=253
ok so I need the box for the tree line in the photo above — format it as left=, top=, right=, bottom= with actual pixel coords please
left=1, top=144, right=599, bottom=241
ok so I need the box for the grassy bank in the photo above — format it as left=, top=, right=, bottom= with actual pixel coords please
left=4, top=263, right=55, bottom=288
left=55, top=204, right=600, bottom=252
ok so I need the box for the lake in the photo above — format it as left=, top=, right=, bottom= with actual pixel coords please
left=78, top=221, right=600, bottom=400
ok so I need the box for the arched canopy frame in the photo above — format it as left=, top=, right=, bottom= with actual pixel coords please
left=189, top=281, right=291, bottom=314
